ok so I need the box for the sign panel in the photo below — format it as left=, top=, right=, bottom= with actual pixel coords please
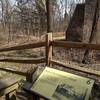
left=31, top=67, right=94, bottom=100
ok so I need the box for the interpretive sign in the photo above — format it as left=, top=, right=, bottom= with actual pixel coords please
left=31, top=67, right=94, bottom=100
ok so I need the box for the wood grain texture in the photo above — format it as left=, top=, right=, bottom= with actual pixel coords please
left=0, top=42, right=45, bottom=52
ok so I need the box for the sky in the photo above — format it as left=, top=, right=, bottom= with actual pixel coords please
left=10, top=0, right=16, bottom=5
left=9, top=0, right=85, bottom=14
left=10, top=0, right=85, bottom=5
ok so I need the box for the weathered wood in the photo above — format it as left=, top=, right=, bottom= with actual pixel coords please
left=0, top=76, right=19, bottom=90
left=26, top=67, right=38, bottom=82
left=0, top=76, right=20, bottom=96
left=0, top=42, right=45, bottom=52
left=0, top=57, right=45, bottom=64
left=52, top=40, right=100, bottom=50
left=46, top=33, right=53, bottom=66
left=51, top=60, right=100, bottom=77
left=0, top=83, right=18, bottom=97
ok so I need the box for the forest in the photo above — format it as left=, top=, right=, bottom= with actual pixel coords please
left=0, top=0, right=100, bottom=100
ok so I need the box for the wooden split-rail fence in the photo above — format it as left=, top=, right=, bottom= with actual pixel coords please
left=0, top=33, right=100, bottom=78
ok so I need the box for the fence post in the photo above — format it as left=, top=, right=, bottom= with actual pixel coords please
left=46, top=33, right=53, bottom=66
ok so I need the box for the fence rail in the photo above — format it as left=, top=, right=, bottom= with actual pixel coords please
left=0, top=57, right=45, bottom=64
left=0, top=33, right=100, bottom=79
left=51, top=60, right=100, bottom=77
left=52, top=40, right=100, bottom=50
left=0, top=42, right=45, bottom=52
